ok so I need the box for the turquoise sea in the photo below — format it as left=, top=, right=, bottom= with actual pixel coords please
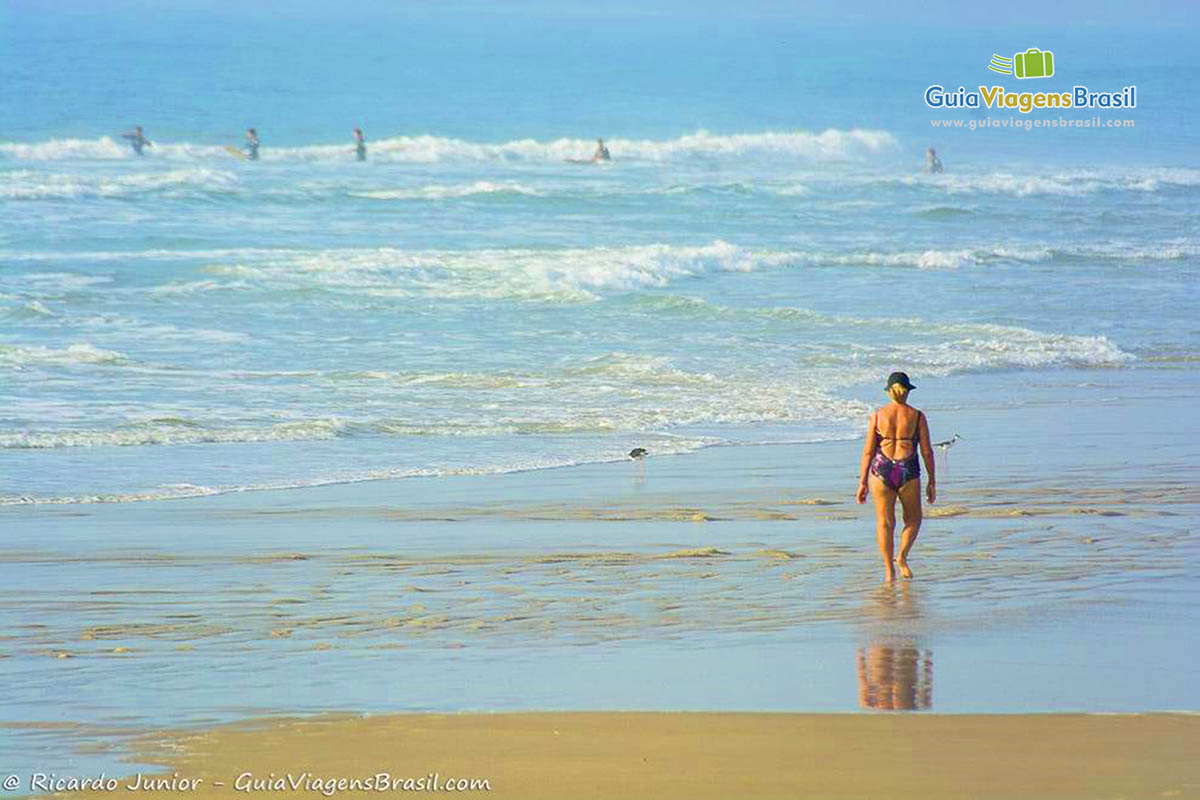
left=3, top=6, right=1198, bottom=503
left=1, top=0, right=1197, bottom=780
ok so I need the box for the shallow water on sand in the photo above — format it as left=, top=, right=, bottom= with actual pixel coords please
left=2, top=370, right=1198, bottom=775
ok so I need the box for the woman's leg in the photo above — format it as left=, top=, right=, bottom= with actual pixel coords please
left=895, top=479, right=923, bottom=579
left=869, top=475, right=897, bottom=582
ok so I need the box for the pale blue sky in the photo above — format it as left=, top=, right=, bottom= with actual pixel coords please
left=3, top=0, right=1198, bottom=27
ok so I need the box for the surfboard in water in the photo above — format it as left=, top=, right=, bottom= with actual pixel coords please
left=224, top=145, right=248, bottom=160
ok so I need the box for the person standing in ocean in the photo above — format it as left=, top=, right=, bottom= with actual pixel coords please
left=244, top=128, right=260, bottom=160
left=856, top=372, right=936, bottom=583
left=353, top=128, right=367, bottom=161
left=925, top=147, right=943, bottom=174
left=121, top=126, right=152, bottom=156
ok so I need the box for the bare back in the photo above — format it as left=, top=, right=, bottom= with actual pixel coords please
left=874, top=403, right=923, bottom=460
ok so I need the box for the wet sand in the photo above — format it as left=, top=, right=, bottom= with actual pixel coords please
left=54, top=712, right=1200, bottom=800
left=3, top=368, right=1198, bottom=780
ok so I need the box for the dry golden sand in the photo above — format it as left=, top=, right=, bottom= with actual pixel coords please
left=63, top=712, right=1200, bottom=800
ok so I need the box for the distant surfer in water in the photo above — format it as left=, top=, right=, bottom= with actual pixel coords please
left=122, top=126, right=152, bottom=156
left=353, top=128, right=366, bottom=161
left=593, top=138, right=611, bottom=162
left=244, top=128, right=260, bottom=161
left=925, top=147, right=943, bottom=174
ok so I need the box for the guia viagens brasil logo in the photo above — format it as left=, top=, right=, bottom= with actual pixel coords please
left=925, top=48, right=1136, bottom=113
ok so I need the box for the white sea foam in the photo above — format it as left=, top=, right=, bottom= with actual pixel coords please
left=2, top=240, right=1191, bottom=320
left=0, top=342, right=128, bottom=367
left=0, top=129, right=898, bottom=164
left=350, top=181, right=542, bottom=200
left=175, top=241, right=989, bottom=300
left=72, top=315, right=250, bottom=344
left=266, top=128, right=899, bottom=163
left=0, top=300, right=55, bottom=320
left=190, top=240, right=786, bottom=301
left=0, top=168, right=237, bottom=199
left=0, top=419, right=346, bottom=449
left=813, top=249, right=979, bottom=269
left=149, top=279, right=255, bottom=296
left=12, top=272, right=114, bottom=289
left=0, top=137, right=238, bottom=162
left=0, top=137, right=135, bottom=160
left=901, top=328, right=1133, bottom=371
left=0, top=435, right=721, bottom=504
left=895, top=167, right=1200, bottom=197
left=0, top=248, right=299, bottom=263
left=24, top=300, right=53, bottom=315
left=0, top=311, right=1130, bottom=456
left=6, top=239, right=1189, bottom=311
left=1054, top=242, right=1200, bottom=261
left=630, top=297, right=1135, bottom=371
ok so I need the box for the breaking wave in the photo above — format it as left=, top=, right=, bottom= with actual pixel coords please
left=886, top=168, right=1200, bottom=197
left=0, top=129, right=898, bottom=164
left=0, top=168, right=236, bottom=199
left=349, top=181, right=543, bottom=200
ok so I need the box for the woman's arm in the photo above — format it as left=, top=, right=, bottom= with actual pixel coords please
left=919, top=412, right=936, bottom=504
left=856, top=411, right=876, bottom=503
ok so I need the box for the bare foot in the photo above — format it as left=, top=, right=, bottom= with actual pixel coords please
left=883, top=564, right=896, bottom=583
left=895, top=559, right=913, bottom=580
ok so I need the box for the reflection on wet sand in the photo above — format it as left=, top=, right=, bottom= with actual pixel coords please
left=858, top=645, right=933, bottom=711
left=858, top=582, right=933, bottom=711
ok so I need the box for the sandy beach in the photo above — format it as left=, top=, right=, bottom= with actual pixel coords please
left=44, top=712, right=1200, bottom=800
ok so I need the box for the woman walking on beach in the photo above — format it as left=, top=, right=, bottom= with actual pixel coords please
left=856, top=372, right=936, bottom=582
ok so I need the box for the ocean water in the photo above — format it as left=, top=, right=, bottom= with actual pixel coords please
left=2, top=7, right=1197, bottom=504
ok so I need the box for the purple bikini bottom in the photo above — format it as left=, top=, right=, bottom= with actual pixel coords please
left=870, top=451, right=920, bottom=491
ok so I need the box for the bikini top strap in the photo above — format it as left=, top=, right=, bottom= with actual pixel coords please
left=874, top=409, right=896, bottom=441
left=878, top=407, right=922, bottom=442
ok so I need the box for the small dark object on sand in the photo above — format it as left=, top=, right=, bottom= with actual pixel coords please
left=629, top=448, right=648, bottom=460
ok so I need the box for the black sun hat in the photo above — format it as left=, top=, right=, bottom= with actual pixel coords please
left=886, top=371, right=916, bottom=391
